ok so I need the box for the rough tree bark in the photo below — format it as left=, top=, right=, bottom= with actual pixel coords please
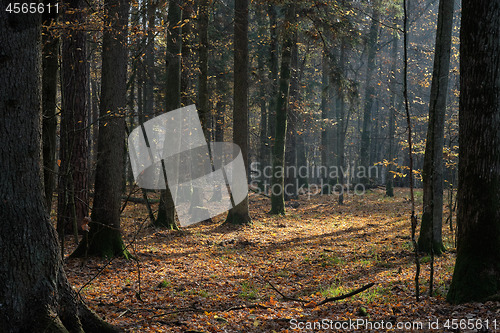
left=58, top=0, right=89, bottom=238
left=417, top=0, right=454, bottom=255
left=447, top=0, right=500, bottom=304
left=0, top=10, right=120, bottom=333
left=72, top=0, right=131, bottom=258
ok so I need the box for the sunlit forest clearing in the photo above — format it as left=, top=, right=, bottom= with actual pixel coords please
left=59, top=188, right=487, bottom=332
left=1, top=0, right=499, bottom=330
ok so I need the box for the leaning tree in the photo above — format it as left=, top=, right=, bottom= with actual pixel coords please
left=0, top=9, right=120, bottom=332
left=447, top=0, right=500, bottom=304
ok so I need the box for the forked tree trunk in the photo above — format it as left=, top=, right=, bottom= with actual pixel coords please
left=72, top=0, right=131, bottom=258
left=417, top=0, right=454, bottom=255
left=0, top=10, right=120, bottom=333
left=447, top=0, right=500, bottom=304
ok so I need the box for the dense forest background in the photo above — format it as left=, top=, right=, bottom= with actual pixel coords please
left=1, top=0, right=499, bottom=331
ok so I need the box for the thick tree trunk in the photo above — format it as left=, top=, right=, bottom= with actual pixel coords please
left=42, top=4, right=60, bottom=213
left=156, top=0, right=182, bottom=229
left=58, top=0, right=89, bottom=239
left=270, top=3, right=295, bottom=215
left=359, top=2, right=380, bottom=184
left=225, top=0, right=251, bottom=225
left=417, top=0, right=454, bottom=255
left=72, top=0, right=131, bottom=258
left=447, top=0, right=500, bottom=304
left=0, top=10, right=120, bottom=332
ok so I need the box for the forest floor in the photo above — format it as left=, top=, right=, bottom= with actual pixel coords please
left=60, top=188, right=500, bottom=332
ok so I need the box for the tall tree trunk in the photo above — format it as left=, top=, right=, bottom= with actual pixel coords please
left=267, top=4, right=279, bottom=168
left=72, top=0, right=131, bottom=258
left=258, top=54, right=268, bottom=190
left=270, top=3, right=296, bottom=215
left=181, top=0, right=194, bottom=106
left=144, top=0, right=156, bottom=117
left=42, top=3, right=59, bottom=213
left=447, top=0, right=500, bottom=304
left=224, top=0, right=251, bottom=225
left=359, top=1, right=380, bottom=184
left=257, top=6, right=269, bottom=190
left=156, top=0, right=182, bottom=229
left=0, top=10, right=120, bottom=332
left=417, top=0, right=454, bottom=254
left=336, top=40, right=347, bottom=204
left=284, top=32, right=299, bottom=200
left=386, top=27, right=398, bottom=197
left=320, top=50, right=330, bottom=184
left=58, top=0, right=89, bottom=240
left=198, top=0, right=210, bottom=137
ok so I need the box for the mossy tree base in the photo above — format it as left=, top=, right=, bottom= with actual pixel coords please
left=155, top=188, right=179, bottom=230
left=417, top=212, right=446, bottom=255
left=224, top=198, right=252, bottom=225
left=224, top=210, right=252, bottom=225
left=270, top=193, right=285, bottom=215
left=71, top=226, right=131, bottom=259
left=447, top=252, right=500, bottom=304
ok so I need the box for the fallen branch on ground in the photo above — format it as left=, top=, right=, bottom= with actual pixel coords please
left=268, top=280, right=375, bottom=306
